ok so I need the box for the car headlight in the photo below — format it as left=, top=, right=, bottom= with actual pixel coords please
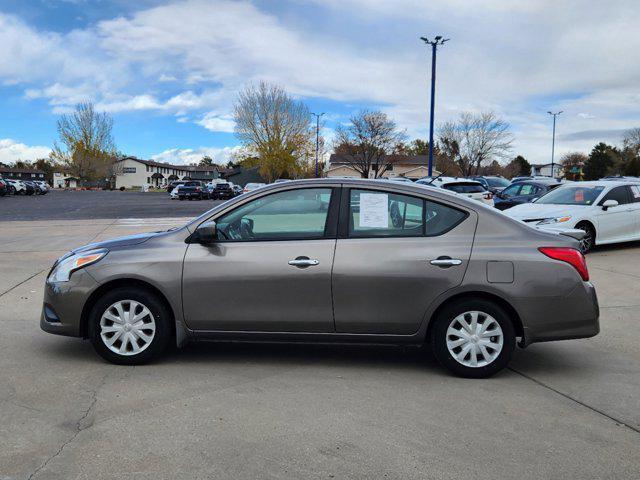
left=48, top=249, right=108, bottom=283
left=537, top=216, right=572, bottom=225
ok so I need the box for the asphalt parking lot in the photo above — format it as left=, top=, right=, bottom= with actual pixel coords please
left=1, top=201, right=639, bottom=478
left=0, top=189, right=221, bottom=221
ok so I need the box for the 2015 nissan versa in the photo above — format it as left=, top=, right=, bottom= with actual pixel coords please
left=41, top=179, right=600, bottom=377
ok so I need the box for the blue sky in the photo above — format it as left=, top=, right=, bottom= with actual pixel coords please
left=1, top=0, right=639, bottom=166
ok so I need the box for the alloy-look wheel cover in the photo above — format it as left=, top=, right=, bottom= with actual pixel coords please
left=446, top=311, right=504, bottom=368
left=100, top=300, right=156, bottom=356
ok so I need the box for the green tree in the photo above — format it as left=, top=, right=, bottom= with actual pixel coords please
left=583, top=143, right=616, bottom=180
left=406, top=139, right=429, bottom=155
left=199, top=155, right=214, bottom=166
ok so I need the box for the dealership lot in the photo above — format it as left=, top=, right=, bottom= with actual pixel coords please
left=1, top=205, right=639, bottom=478
left=0, top=189, right=221, bottom=221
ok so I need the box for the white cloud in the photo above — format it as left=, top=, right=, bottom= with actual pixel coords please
left=196, top=112, right=236, bottom=133
left=1, top=1, right=639, bottom=163
left=0, top=139, right=51, bottom=163
left=151, top=145, right=243, bottom=165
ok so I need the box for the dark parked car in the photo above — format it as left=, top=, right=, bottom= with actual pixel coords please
left=494, top=179, right=563, bottom=210
left=469, top=176, right=510, bottom=194
left=22, top=180, right=36, bottom=195
left=209, top=182, right=234, bottom=200
left=0, top=178, right=6, bottom=196
left=167, top=180, right=186, bottom=193
left=177, top=181, right=206, bottom=200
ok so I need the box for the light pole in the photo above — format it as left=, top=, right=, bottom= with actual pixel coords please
left=548, top=110, right=562, bottom=178
left=311, top=112, right=325, bottom=178
left=421, top=35, right=449, bottom=177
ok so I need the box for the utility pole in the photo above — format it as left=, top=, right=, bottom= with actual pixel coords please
left=548, top=111, right=562, bottom=178
left=311, top=112, right=325, bottom=178
left=421, top=35, right=449, bottom=177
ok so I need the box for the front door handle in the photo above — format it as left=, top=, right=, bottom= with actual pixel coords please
left=288, top=256, right=320, bottom=268
left=430, top=257, right=462, bottom=268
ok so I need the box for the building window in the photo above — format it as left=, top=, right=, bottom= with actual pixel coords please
left=123, top=167, right=137, bottom=173
left=147, top=177, right=151, bottom=183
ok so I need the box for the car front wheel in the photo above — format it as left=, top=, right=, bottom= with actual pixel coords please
left=88, top=287, right=172, bottom=365
left=576, top=222, right=595, bottom=254
left=431, top=299, right=515, bottom=378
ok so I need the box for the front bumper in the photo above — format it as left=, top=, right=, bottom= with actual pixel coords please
left=40, top=269, right=99, bottom=337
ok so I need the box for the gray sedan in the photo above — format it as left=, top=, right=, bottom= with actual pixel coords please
left=41, top=179, right=599, bottom=377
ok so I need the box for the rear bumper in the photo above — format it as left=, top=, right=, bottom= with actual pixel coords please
left=517, top=281, right=600, bottom=347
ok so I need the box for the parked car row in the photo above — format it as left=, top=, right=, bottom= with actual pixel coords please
left=168, top=180, right=266, bottom=201
left=389, top=175, right=640, bottom=254
left=0, top=178, right=49, bottom=196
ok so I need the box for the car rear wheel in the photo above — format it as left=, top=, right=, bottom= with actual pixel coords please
left=89, top=287, right=172, bottom=365
left=431, top=299, right=515, bottom=378
left=576, top=222, right=595, bottom=254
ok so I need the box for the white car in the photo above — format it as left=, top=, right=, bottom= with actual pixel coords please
left=504, top=180, right=640, bottom=253
left=170, top=184, right=183, bottom=199
left=242, top=182, right=267, bottom=194
left=5, top=179, right=26, bottom=194
left=416, top=177, right=494, bottom=206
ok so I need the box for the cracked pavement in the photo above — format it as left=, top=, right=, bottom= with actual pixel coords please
left=0, top=216, right=639, bottom=479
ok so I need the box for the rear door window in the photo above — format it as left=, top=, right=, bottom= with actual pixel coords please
left=600, top=186, right=631, bottom=205
left=628, top=185, right=640, bottom=203
left=349, top=190, right=424, bottom=237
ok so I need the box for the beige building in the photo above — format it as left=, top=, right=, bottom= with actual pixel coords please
left=114, top=157, right=221, bottom=189
left=326, top=154, right=437, bottom=179
left=53, top=171, right=78, bottom=188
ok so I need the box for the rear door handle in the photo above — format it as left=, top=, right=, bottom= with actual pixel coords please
left=430, top=257, right=462, bottom=268
left=288, top=256, right=319, bottom=268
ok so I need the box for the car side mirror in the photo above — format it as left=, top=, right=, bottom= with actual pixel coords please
left=602, top=199, right=619, bottom=211
left=195, top=221, right=217, bottom=244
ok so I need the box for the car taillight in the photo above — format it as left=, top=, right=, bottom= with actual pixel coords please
left=538, top=247, right=589, bottom=281
left=196, top=187, right=201, bottom=191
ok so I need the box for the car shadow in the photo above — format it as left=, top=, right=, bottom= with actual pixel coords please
left=165, top=341, right=442, bottom=374
left=591, top=239, right=640, bottom=254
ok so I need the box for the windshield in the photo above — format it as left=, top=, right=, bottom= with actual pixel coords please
left=486, top=177, right=510, bottom=187
left=536, top=185, right=605, bottom=205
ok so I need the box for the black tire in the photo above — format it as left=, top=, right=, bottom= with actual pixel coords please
left=575, top=222, right=595, bottom=254
left=431, top=298, right=516, bottom=378
left=88, top=287, right=173, bottom=365
left=179, top=196, right=185, bottom=201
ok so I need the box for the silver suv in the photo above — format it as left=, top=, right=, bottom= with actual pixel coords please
left=41, top=179, right=599, bottom=377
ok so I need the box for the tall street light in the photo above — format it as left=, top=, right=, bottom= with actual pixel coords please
left=311, top=112, right=325, bottom=178
left=421, top=35, right=449, bottom=177
left=548, top=110, right=563, bottom=178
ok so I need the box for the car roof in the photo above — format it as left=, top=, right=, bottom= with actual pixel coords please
left=557, top=180, right=640, bottom=187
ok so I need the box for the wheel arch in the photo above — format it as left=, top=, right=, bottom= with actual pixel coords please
left=424, top=291, right=524, bottom=344
left=80, top=278, right=177, bottom=340
left=574, top=219, right=596, bottom=239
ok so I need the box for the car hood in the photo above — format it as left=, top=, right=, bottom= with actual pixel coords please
left=504, top=202, right=587, bottom=220
left=73, top=231, right=162, bottom=253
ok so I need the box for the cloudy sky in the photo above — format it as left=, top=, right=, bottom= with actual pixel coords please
left=0, top=0, right=639, bottom=166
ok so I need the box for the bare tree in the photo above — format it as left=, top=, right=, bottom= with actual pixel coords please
left=623, top=127, right=640, bottom=155
left=333, top=110, right=406, bottom=178
left=439, top=112, right=513, bottom=176
left=50, top=102, right=117, bottom=185
left=233, top=81, right=312, bottom=181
